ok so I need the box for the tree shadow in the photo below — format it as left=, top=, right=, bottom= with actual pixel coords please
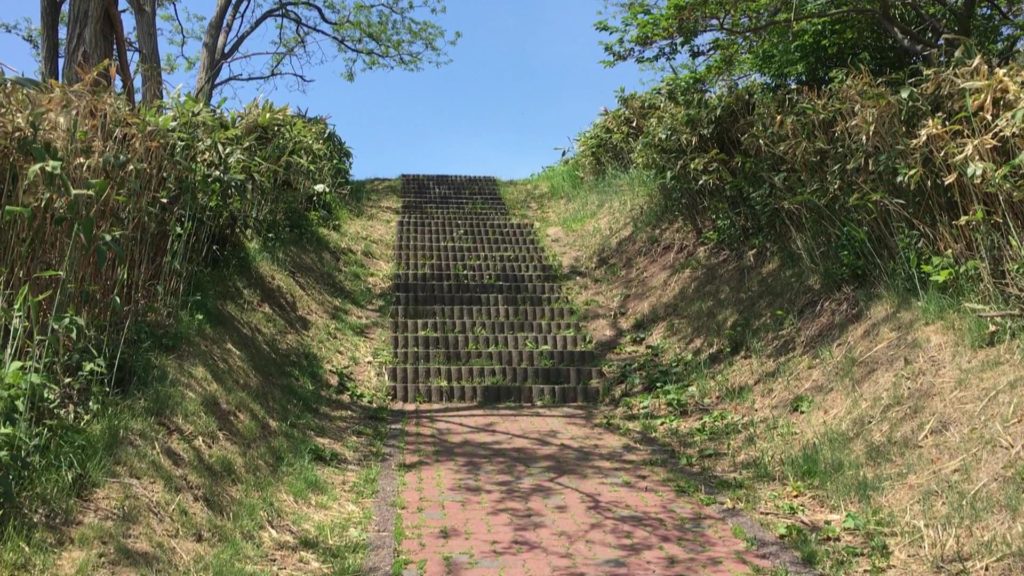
left=395, top=404, right=809, bottom=574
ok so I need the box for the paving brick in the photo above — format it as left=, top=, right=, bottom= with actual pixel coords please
left=398, top=405, right=772, bottom=575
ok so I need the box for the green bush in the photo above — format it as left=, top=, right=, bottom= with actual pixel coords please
left=571, top=57, right=1024, bottom=296
left=574, top=89, right=665, bottom=178
left=0, top=82, right=351, bottom=523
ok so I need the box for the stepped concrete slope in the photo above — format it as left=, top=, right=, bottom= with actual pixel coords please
left=387, top=175, right=601, bottom=404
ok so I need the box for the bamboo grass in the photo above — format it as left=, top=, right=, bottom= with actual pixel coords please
left=0, top=81, right=351, bottom=521
left=574, top=57, right=1024, bottom=299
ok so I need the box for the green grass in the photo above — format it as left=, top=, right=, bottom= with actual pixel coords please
left=781, top=429, right=883, bottom=508
left=1, top=183, right=397, bottom=574
left=503, top=165, right=657, bottom=240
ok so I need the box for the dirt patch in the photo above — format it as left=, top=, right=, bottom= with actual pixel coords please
left=362, top=416, right=403, bottom=576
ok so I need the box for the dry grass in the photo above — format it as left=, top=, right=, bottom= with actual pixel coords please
left=505, top=174, right=1024, bottom=575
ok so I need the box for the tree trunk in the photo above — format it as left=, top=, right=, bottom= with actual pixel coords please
left=40, top=0, right=62, bottom=82
left=127, top=0, right=162, bottom=103
left=194, top=0, right=234, bottom=104
left=63, top=0, right=115, bottom=85
left=958, top=0, right=978, bottom=39
left=107, top=0, right=135, bottom=105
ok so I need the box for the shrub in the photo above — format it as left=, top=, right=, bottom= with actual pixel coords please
left=0, top=82, right=351, bottom=522
left=574, top=89, right=664, bottom=178
left=570, top=57, right=1024, bottom=297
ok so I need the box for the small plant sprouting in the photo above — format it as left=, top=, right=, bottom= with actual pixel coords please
left=790, top=394, right=814, bottom=414
left=580, top=334, right=596, bottom=350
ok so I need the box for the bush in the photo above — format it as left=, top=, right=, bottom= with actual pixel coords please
left=574, top=89, right=665, bottom=178
left=0, top=82, right=351, bottom=522
left=570, top=57, right=1024, bottom=296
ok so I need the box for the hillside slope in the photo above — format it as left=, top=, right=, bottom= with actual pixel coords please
left=3, top=181, right=399, bottom=575
left=504, top=171, right=1024, bottom=576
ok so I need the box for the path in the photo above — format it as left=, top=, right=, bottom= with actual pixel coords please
left=383, top=176, right=780, bottom=575
left=398, top=405, right=770, bottom=575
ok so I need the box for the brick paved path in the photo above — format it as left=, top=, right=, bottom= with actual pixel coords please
left=398, top=405, right=771, bottom=576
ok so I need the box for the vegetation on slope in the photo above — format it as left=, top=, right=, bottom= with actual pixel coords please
left=505, top=162, right=1023, bottom=575
left=2, top=179, right=398, bottom=573
left=502, top=38, right=1024, bottom=572
left=0, top=82, right=402, bottom=574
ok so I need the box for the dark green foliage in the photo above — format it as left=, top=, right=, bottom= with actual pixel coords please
left=597, top=1, right=1024, bottom=86
left=747, top=14, right=915, bottom=87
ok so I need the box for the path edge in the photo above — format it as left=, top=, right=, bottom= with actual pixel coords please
left=362, top=410, right=403, bottom=576
left=598, top=414, right=820, bottom=576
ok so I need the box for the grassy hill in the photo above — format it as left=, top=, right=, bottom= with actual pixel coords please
left=504, top=169, right=1024, bottom=575
left=2, top=181, right=398, bottom=574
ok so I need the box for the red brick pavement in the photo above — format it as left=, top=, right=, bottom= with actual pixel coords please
left=397, top=405, right=772, bottom=576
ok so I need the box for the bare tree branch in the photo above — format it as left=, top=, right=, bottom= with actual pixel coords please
left=193, top=0, right=454, bottom=104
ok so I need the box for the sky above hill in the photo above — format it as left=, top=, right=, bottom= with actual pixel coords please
left=0, top=1, right=649, bottom=179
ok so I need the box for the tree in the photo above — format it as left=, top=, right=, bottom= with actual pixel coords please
left=192, top=0, right=458, bottom=104
left=597, top=0, right=1024, bottom=86
left=4, top=0, right=456, bottom=106
left=63, top=0, right=134, bottom=104
left=40, top=0, right=62, bottom=81
left=63, top=0, right=114, bottom=83
left=127, top=0, right=162, bottom=103
left=4, top=1, right=165, bottom=100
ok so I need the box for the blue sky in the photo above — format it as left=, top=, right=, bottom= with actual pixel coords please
left=0, top=1, right=649, bottom=179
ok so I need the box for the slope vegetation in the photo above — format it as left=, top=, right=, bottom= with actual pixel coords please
left=4, top=181, right=398, bottom=574
left=504, top=170, right=1024, bottom=576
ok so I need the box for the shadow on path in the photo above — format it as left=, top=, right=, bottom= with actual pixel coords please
left=396, top=404, right=788, bottom=576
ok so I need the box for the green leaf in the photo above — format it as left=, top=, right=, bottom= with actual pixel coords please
left=3, top=205, right=32, bottom=220
left=96, top=244, right=108, bottom=269
left=33, top=270, right=64, bottom=279
left=842, top=511, right=866, bottom=531
left=26, top=160, right=63, bottom=182
left=80, top=216, right=96, bottom=244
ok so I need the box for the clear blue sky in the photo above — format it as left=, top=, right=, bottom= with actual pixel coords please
left=0, top=1, right=648, bottom=179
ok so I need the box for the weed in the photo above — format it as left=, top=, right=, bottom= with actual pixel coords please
left=731, top=524, right=757, bottom=550
left=790, top=394, right=814, bottom=414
